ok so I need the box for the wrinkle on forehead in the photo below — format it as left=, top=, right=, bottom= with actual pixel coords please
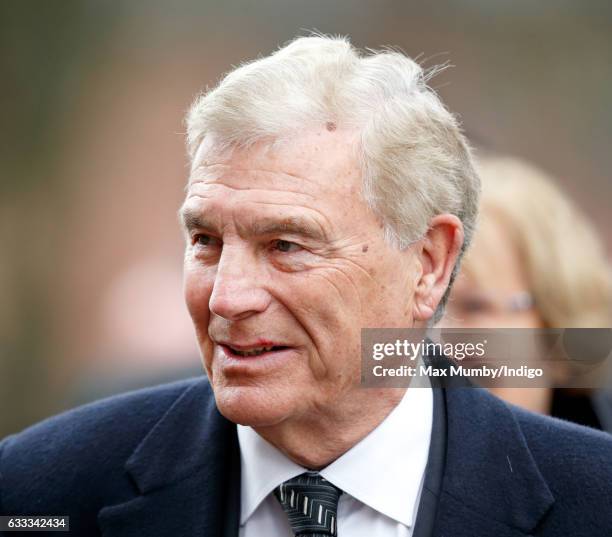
left=188, top=129, right=362, bottom=193
left=182, top=182, right=349, bottom=246
left=186, top=181, right=320, bottom=206
left=187, top=161, right=354, bottom=202
left=188, top=169, right=322, bottom=199
left=181, top=191, right=334, bottom=241
left=190, top=163, right=314, bottom=186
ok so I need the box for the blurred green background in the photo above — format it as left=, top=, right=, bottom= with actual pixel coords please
left=1, top=0, right=611, bottom=437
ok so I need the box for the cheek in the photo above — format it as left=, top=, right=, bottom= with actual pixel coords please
left=292, top=269, right=362, bottom=327
left=183, top=265, right=214, bottom=329
left=183, top=266, right=217, bottom=375
left=362, top=257, right=416, bottom=326
left=283, top=270, right=366, bottom=379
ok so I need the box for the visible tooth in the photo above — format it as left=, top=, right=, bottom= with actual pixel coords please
left=231, top=345, right=278, bottom=357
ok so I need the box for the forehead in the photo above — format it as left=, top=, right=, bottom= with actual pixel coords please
left=188, top=129, right=362, bottom=200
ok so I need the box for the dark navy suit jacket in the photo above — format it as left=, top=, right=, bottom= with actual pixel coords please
left=1, top=377, right=612, bottom=536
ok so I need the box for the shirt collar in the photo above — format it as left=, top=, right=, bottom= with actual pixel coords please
left=237, top=385, right=433, bottom=527
left=237, top=424, right=306, bottom=524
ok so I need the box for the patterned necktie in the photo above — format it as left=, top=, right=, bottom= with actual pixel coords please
left=274, top=471, right=343, bottom=536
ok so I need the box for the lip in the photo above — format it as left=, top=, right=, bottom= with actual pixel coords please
left=218, top=343, right=291, bottom=360
left=217, top=340, right=284, bottom=352
left=215, top=343, right=298, bottom=375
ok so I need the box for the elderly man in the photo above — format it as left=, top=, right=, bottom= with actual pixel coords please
left=1, top=35, right=611, bottom=537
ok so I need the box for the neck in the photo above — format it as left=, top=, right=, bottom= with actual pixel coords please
left=253, top=388, right=406, bottom=469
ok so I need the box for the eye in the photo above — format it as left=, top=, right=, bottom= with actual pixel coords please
left=193, top=234, right=221, bottom=248
left=272, top=239, right=302, bottom=253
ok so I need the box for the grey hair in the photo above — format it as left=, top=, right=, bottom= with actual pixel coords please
left=186, top=34, right=480, bottom=324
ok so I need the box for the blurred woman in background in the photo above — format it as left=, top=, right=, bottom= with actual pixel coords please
left=445, top=155, right=612, bottom=431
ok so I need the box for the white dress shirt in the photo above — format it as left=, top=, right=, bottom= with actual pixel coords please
left=237, top=385, right=433, bottom=537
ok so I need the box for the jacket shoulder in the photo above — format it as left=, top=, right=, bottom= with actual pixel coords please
left=0, top=377, right=208, bottom=515
left=513, top=403, right=612, bottom=474
left=511, top=402, right=612, bottom=532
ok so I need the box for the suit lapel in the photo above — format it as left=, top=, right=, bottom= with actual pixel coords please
left=434, top=387, right=555, bottom=537
left=97, top=379, right=241, bottom=537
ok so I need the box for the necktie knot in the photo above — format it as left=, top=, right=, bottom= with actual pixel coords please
left=274, top=471, right=343, bottom=536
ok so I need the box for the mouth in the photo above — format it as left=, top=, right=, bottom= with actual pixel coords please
left=220, top=343, right=291, bottom=358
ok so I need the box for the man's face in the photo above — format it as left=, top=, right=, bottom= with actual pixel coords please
left=181, top=129, right=421, bottom=427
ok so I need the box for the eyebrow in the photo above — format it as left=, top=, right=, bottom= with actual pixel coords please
left=179, top=206, right=328, bottom=242
left=180, top=207, right=213, bottom=234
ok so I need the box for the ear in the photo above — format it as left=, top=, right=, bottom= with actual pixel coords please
left=413, top=214, right=464, bottom=322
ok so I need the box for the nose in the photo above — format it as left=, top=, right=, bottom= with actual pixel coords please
left=209, top=244, right=272, bottom=321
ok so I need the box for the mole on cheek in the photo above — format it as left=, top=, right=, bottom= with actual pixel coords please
left=362, top=244, right=369, bottom=253
left=325, top=121, right=337, bottom=132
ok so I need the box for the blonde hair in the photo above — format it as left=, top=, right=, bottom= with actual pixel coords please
left=185, top=34, right=480, bottom=323
left=471, top=156, right=611, bottom=327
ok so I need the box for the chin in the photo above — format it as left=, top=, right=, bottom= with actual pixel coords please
left=212, top=384, right=297, bottom=427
